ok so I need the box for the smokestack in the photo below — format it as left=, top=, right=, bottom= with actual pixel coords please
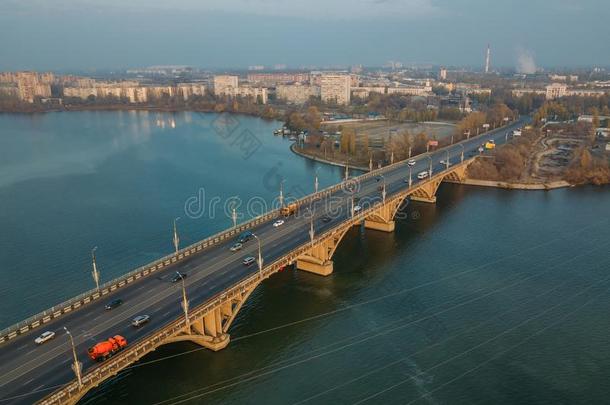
left=485, top=44, right=491, bottom=73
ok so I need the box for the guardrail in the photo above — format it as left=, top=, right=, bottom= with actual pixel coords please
left=38, top=157, right=481, bottom=404
left=4, top=118, right=523, bottom=345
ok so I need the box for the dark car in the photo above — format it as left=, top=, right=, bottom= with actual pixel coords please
left=321, top=216, right=332, bottom=223
left=105, top=299, right=123, bottom=310
left=237, top=231, right=254, bottom=244
left=171, top=273, right=187, bottom=283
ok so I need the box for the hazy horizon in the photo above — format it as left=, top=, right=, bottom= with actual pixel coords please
left=1, top=0, right=609, bottom=71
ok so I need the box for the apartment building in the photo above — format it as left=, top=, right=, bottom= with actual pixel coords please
left=320, top=74, right=351, bottom=105
left=276, top=84, right=320, bottom=104
left=214, top=75, right=239, bottom=96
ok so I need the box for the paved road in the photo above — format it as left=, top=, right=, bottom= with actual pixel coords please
left=0, top=118, right=529, bottom=404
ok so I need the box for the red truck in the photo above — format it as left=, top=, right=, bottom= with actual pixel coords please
left=88, top=335, right=127, bottom=362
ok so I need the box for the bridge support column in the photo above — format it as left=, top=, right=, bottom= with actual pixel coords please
left=296, top=228, right=349, bottom=276
left=409, top=177, right=442, bottom=204
left=363, top=196, right=406, bottom=233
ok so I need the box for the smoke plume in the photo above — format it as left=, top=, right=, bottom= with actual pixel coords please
left=516, top=48, right=537, bottom=74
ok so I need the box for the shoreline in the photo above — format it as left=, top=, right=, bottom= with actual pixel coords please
left=445, top=178, right=573, bottom=190
left=289, top=144, right=370, bottom=171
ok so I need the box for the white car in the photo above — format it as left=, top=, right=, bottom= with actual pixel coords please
left=132, top=315, right=150, bottom=327
left=273, top=219, right=285, bottom=227
left=35, top=331, right=55, bottom=345
left=407, top=159, right=416, bottom=166
left=353, top=205, right=362, bottom=213
left=229, top=242, right=243, bottom=252
left=417, top=171, right=429, bottom=180
left=440, top=160, right=451, bottom=167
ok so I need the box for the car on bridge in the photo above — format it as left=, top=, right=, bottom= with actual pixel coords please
left=353, top=205, right=362, bottom=213
left=34, top=331, right=55, bottom=345
left=131, top=315, right=150, bottom=327
left=440, top=159, right=451, bottom=167
left=230, top=242, right=243, bottom=252
left=407, top=159, right=416, bottom=166
left=237, top=231, right=254, bottom=243
left=105, top=299, right=123, bottom=310
left=417, top=171, right=429, bottom=180
left=242, top=256, right=256, bottom=266
left=171, top=273, right=187, bottom=283
left=321, top=215, right=332, bottom=223
left=273, top=219, right=285, bottom=227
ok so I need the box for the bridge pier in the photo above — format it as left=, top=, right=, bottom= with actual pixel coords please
left=296, top=257, right=334, bottom=276
left=363, top=196, right=406, bottom=233
left=296, top=227, right=349, bottom=276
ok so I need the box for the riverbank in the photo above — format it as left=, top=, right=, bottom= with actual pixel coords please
left=446, top=178, right=572, bottom=190
left=290, top=143, right=369, bottom=171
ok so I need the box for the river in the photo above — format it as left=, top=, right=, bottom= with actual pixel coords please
left=1, top=111, right=609, bottom=404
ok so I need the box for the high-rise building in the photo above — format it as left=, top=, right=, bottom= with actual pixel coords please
left=213, top=75, right=239, bottom=96
left=439, top=67, right=448, bottom=81
left=320, top=74, right=351, bottom=105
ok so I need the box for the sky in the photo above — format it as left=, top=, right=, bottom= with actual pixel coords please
left=1, top=0, right=609, bottom=71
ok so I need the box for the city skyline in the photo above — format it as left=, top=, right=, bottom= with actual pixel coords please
left=1, top=0, right=609, bottom=71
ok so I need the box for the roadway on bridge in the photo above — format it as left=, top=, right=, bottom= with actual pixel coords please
left=0, top=118, right=528, bottom=404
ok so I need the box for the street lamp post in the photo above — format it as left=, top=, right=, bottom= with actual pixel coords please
left=173, top=217, right=180, bottom=254
left=279, top=180, right=285, bottom=208
left=252, top=234, right=263, bottom=278
left=445, top=150, right=450, bottom=170
left=176, top=272, right=190, bottom=330
left=428, top=156, right=433, bottom=177
left=344, top=157, right=349, bottom=181
left=232, top=207, right=237, bottom=228
left=459, top=144, right=465, bottom=163
left=314, top=170, right=319, bottom=193
left=390, top=151, right=394, bottom=165
left=91, top=246, right=100, bottom=291
left=408, top=146, right=412, bottom=159
left=308, top=209, right=315, bottom=249
left=408, top=165, right=413, bottom=187
left=380, top=174, right=386, bottom=203
left=369, top=155, right=373, bottom=172
left=64, top=327, right=82, bottom=389
left=451, top=134, right=454, bottom=144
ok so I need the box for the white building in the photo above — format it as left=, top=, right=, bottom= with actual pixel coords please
left=214, top=75, right=239, bottom=97
left=320, top=74, right=351, bottom=105
left=177, top=83, right=206, bottom=101
left=546, top=83, right=567, bottom=99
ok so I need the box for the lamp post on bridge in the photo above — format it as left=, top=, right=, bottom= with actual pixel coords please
left=369, top=154, right=373, bottom=172
left=176, top=271, right=190, bottom=331
left=252, top=233, right=263, bottom=279
left=379, top=174, right=386, bottom=204
left=91, top=246, right=100, bottom=291
left=314, top=169, right=319, bottom=194
left=450, top=133, right=454, bottom=145
left=63, top=327, right=82, bottom=389
left=344, top=157, right=350, bottom=181
left=279, top=180, right=285, bottom=208
left=459, top=144, right=465, bottom=163
left=172, top=217, right=180, bottom=254
left=445, top=150, right=450, bottom=170
left=231, top=207, right=238, bottom=228
left=390, top=150, right=394, bottom=165
left=308, top=208, right=315, bottom=249
left=408, top=146, right=412, bottom=159
left=408, top=165, right=413, bottom=187
left=428, top=156, right=433, bottom=177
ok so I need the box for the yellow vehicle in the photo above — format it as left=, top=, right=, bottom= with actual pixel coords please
left=280, top=203, right=298, bottom=217
left=485, top=140, right=496, bottom=150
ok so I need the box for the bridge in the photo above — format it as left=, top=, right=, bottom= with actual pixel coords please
left=0, top=117, right=528, bottom=404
